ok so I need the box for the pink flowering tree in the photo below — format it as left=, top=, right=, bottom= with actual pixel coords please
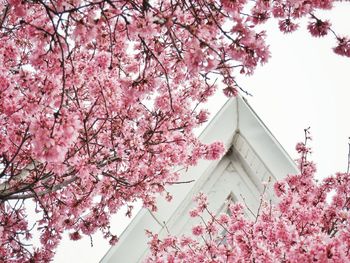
left=146, top=133, right=350, bottom=262
left=0, top=0, right=349, bottom=261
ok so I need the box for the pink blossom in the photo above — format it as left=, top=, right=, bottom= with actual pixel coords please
left=205, top=142, right=225, bottom=160
left=295, top=142, right=309, bottom=153
left=192, top=225, right=204, bottom=236
left=272, top=6, right=285, bottom=18
left=218, top=214, right=230, bottom=224
left=308, top=19, right=331, bottom=37
left=279, top=19, right=299, bottom=33
left=197, top=110, right=209, bottom=124
left=109, top=235, right=118, bottom=246
left=274, top=181, right=287, bottom=197
left=189, top=209, right=199, bottom=218
left=221, top=0, right=247, bottom=12
left=333, top=37, right=350, bottom=57
left=223, top=86, right=238, bottom=97
left=69, top=231, right=82, bottom=241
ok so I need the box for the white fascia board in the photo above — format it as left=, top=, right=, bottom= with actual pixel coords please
left=197, top=97, right=238, bottom=145
left=236, top=97, right=299, bottom=180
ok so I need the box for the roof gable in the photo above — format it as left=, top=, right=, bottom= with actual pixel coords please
left=101, top=96, right=298, bottom=263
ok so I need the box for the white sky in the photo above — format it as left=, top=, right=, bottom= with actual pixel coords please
left=53, top=4, right=350, bottom=262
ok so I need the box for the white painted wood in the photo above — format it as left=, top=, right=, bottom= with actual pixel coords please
left=100, top=96, right=299, bottom=263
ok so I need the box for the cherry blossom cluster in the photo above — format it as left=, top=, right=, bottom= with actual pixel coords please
left=146, top=144, right=350, bottom=262
left=0, top=0, right=349, bottom=261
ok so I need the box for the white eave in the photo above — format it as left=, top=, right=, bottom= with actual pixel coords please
left=100, top=96, right=299, bottom=263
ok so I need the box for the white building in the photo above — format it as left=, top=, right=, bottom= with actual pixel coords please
left=101, top=96, right=299, bottom=263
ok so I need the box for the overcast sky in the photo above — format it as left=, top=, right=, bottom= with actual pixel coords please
left=53, top=4, right=350, bottom=262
